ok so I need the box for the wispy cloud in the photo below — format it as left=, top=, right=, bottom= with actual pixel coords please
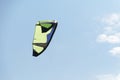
left=102, top=13, right=120, bottom=26
left=109, top=47, right=120, bottom=56
left=97, top=13, right=120, bottom=57
left=96, top=74, right=120, bottom=80
left=97, top=33, right=120, bottom=44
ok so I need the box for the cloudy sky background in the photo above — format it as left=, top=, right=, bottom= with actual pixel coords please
left=1, top=0, right=120, bottom=80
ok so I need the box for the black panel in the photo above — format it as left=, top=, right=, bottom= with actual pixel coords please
left=41, top=26, right=49, bottom=33
left=33, top=49, right=41, bottom=57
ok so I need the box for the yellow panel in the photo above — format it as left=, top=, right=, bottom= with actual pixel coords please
left=33, top=25, right=52, bottom=43
left=33, top=25, right=47, bottom=43
left=33, top=45, right=44, bottom=53
left=32, top=25, right=52, bottom=53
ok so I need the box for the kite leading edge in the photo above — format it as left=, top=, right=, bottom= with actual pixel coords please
left=32, top=20, right=58, bottom=57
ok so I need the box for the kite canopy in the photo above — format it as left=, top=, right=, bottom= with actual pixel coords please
left=32, top=20, right=58, bottom=57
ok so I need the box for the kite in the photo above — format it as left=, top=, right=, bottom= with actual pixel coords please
left=32, top=20, right=58, bottom=57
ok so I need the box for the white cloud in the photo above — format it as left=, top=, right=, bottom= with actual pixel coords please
left=97, top=34, right=108, bottom=42
left=109, top=47, right=120, bottom=56
left=97, top=13, right=120, bottom=44
left=96, top=13, right=120, bottom=57
left=97, top=33, right=120, bottom=44
left=96, top=74, right=120, bottom=80
left=107, top=35, right=120, bottom=43
left=102, top=13, right=120, bottom=25
left=102, top=14, right=120, bottom=34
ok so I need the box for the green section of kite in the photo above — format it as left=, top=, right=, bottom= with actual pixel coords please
left=41, top=24, right=52, bottom=28
left=32, top=20, right=58, bottom=57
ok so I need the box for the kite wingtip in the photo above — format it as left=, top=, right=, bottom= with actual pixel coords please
left=33, top=50, right=41, bottom=57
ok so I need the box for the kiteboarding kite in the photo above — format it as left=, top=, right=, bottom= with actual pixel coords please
left=32, top=20, right=58, bottom=57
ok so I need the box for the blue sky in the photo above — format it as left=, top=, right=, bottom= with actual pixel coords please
left=1, top=0, right=120, bottom=80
